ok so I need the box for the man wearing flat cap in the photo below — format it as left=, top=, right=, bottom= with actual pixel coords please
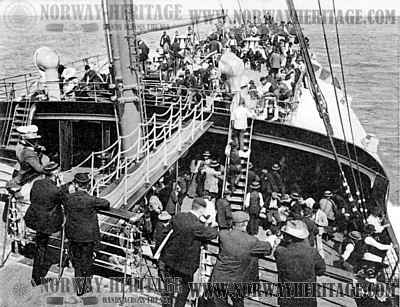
left=274, top=220, right=326, bottom=307
left=160, top=197, right=218, bottom=307
left=212, top=211, right=272, bottom=307
left=24, top=162, right=65, bottom=286
left=64, top=172, right=110, bottom=296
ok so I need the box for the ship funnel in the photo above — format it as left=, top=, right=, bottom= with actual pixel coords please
left=33, top=47, right=61, bottom=100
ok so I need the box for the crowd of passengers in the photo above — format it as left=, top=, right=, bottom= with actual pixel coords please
left=141, top=16, right=307, bottom=119
left=114, top=140, right=399, bottom=306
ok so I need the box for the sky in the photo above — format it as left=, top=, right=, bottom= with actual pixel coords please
left=0, top=0, right=399, bottom=16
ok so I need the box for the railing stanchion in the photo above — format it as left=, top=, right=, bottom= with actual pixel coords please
left=90, top=154, right=95, bottom=194
left=145, top=144, right=150, bottom=184
left=124, top=158, right=128, bottom=206
left=178, top=103, right=182, bottom=152
left=163, top=128, right=168, bottom=167
left=192, top=104, right=197, bottom=140
left=153, top=116, right=157, bottom=150
left=116, top=140, right=122, bottom=180
left=137, top=127, right=141, bottom=162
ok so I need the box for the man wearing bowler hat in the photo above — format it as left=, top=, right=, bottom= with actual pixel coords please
left=64, top=173, right=110, bottom=296
left=274, top=220, right=326, bottom=307
left=160, top=197, right=218, bottom=307
left=212, top=211, right=272, bottom=307
left=24, top=162, right=65, bottom=286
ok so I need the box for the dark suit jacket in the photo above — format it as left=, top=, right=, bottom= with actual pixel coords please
left=212, top=229, right=272, bottom=283
left=24, top=178, right=64, bottom=235
left=302, top=217, right=319, bottom=247
left=274, top=240, right=325, bottom=307
left=216, top=198, right=232, bottom=229
left=161, top=212, right=218, bottom=276
left=64, top=191, right=110, bottom=243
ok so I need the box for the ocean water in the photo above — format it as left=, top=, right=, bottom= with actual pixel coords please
left=0, top=20, right=398, bottom=203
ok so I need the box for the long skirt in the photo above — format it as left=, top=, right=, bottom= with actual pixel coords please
left=246, top=215, right=259, bottom=235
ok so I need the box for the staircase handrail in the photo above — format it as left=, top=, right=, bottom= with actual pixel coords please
left=243, top=119, right=255, bottom=208
left=88, top=92, right=201, bottom=195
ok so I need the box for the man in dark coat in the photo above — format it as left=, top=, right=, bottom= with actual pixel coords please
left=64, top=173, right=110, bottom=296
left=215, top=193, right=233, bottom=230
left=24, top=162, right=64, bottom=286
left=265, top=163, right=285, bottom=194
left=14, top=125, right=47, bottom=186
left=160, top=198, right=218, bottom=307
left=212, top=211, right=272, bottom=307
left=301, top=207, right=319, bottom=247
left=274, top=220, right=326, bottom=307
left=153, top=211, right=172, bottom=284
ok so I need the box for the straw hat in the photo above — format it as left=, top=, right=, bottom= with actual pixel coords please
left=271, top=163, right=280, bottom=171
left=43, top=162, right=59, bottom=173
left=16, top=125, right=41, bottom=140
left=324, top=190, right=333, bottom=197
left=250, top=181, right=260, bottom=190
left=158, top=211, right=172, bottom=221
left=203, top=150, right=211, bottom=158
left=282, top=220, right=309, bottom=239
left=210, top=160, right=220, bottom=168
left=290, top=192, right=300, bottom=200
left=348, top=231, right=362, bottom=241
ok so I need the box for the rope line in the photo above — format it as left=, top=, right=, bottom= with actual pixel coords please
left=331, top=0, right=366, bottom=207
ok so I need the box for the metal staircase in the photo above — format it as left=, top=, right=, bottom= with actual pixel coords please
left=222, top=118, right=255, bottom=211
left=6, top=103, right=33, bottom=148
left=66, top=97, right=214, bottom=210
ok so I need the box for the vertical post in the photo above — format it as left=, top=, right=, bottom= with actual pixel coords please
left=163, top=128, right=167, bottom=167
left=136, top=127, right=141, bottom=161
left=169, top=115, right=172, bottom=139
left=178, top=109, right=182, bottom=152
left=90, top=154, right=95, bottom=194
left=145, top=144, right=150, bottom=184
left=24, top=74, right=29, bottom=97
left=153, top=116, right=157, bottom=150
left=191, top=104, right=197, bottom=140
left=116, top=140, right=121, bottom=180
left=201, top=102, right=204, bottom=129
left=124, top=158, right=128, bottom=205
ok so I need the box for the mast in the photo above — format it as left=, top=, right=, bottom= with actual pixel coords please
left=103, top=0, right=142, bottom=152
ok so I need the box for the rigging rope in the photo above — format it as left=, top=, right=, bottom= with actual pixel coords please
left=286, top=0, right=355, bottom=208
left=316, top=0, right=361, bottom=210
left=331, top=0, right=366, bottom=207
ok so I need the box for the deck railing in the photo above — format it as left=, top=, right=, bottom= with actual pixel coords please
left=65, top=93, right=214, bottom=205
left=0, top=54, right=108, bottom=103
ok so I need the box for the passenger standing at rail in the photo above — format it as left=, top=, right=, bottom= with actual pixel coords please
left=319, top=190, right=337, bottom=229
left=160, top=31, right=171, bottom=53
left=24, top=162, right=64, bottom=286
left=160, top=198, right=218, bottom=307
left=274, top=220, right=326, bottom=307
left=231, top=97, right=252, bottom=154
left=64, top=173, right=110, bottom=296
left=212, top=211, right=272, bottom=307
